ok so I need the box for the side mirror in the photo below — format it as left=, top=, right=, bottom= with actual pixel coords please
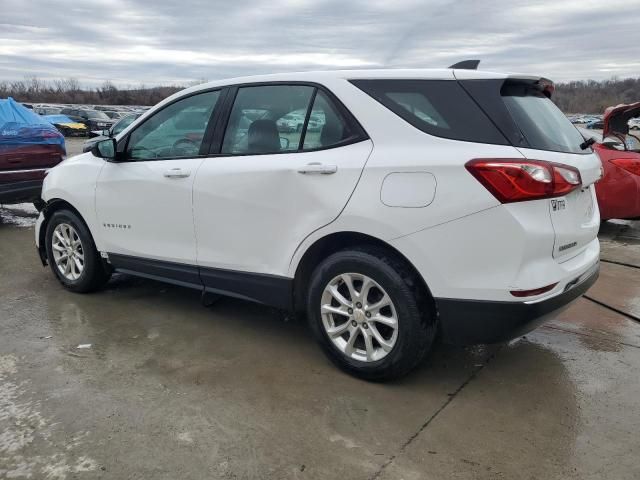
left=91, top=138, right=117, bottom=161
left=102, top=129, right=111, bottom=137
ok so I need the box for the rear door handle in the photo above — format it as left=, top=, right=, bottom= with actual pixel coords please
left=164, top=167, right=191, bottom=179
left=297, top=162, right=337, bottom=175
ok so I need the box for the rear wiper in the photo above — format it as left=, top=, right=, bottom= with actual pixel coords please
left=579, top=137, right=596, bottom=150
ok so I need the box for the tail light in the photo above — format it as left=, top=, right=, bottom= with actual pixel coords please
left=610, top=158, right=640, bottom=176
left=465, top=159, right=582, bottom=203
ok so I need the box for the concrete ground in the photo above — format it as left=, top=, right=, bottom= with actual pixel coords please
left=1, top=195, right=639, bottom=479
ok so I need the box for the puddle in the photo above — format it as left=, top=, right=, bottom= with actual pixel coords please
left=0, top=203, right=38, bottom=228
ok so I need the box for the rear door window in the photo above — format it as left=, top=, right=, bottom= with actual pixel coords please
left=350, top=79, right=508, bottom=145
left=221, top=85, right=315, bottom=154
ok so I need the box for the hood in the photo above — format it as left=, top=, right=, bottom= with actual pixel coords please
left=603, top=101, right=640, bottom=137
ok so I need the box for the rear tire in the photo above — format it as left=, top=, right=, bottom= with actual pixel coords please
left=45, top=209, right=111, bottom=293
left=307, top=247, right=436, bottom=381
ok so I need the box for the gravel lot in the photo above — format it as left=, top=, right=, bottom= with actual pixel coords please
left=1, top=163, right=639, bottom=478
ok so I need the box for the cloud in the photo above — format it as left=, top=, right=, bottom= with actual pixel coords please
left=1, top=0, right=638, bottom=86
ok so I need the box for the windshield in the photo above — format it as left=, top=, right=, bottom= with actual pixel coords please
left=501, top=85, right=588, bottom=154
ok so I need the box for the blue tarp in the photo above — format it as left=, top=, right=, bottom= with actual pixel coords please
left=0, top=97, right=65, bottom=147
left=42, top=114, right=76, bottom=125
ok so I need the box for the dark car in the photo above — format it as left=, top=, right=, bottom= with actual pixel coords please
left=1, top=98, right=65, bottom=205
left=82, top=113, right=141, bottom=152
left=104, top=111, right=126, bottom=120
left=60, top=108, right=114, bottom=133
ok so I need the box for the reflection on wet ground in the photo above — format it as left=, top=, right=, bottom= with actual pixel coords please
left=1, top=214, right=639, bottom=479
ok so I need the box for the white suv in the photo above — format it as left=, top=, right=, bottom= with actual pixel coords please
left=36, top=68, right=601, bottom=380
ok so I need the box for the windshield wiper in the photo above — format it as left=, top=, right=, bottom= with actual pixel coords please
left=579, top=137, right=596, bottom=150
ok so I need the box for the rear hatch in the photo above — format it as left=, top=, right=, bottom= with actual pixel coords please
left=458, top=75, right=602, bottom=262
left=603, top=102, right=640, bottom=138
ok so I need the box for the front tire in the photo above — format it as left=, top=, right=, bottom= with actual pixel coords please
left=45, top=209, right=111, bottom=293
left=307, top=247, right=436, bottom=381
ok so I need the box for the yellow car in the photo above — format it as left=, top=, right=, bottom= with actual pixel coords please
left=43, top=114, right=88, bottom=136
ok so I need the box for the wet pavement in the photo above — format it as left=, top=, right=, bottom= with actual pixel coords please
left=0, top=207, right=639, bottom=479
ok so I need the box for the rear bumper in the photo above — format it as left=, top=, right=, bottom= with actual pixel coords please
left=0, top=180, right=43, bottom=204
left=436, top=262, right=600, bottom=345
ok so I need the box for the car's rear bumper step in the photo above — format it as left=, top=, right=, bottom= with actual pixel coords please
left=436, top=263, right=600, bottom=345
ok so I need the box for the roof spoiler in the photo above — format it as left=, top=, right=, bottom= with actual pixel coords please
left=449, top=60, right=480, bottom=70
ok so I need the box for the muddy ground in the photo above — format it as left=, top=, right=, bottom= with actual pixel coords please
left=1, top=190, right=639, bottom=479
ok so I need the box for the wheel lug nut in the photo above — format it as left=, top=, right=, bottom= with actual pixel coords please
left=363, top=323, right=369, bottom=329
left=356, top=302, right=362, bottom=308
left=351, top=321, right=357, bottom=327
left=348, top=308, right=353, bottom=314
left=365, top=312, right=371, bottom=318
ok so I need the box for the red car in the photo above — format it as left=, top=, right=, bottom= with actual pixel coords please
left=0, top=98, right=66, bottom=205
left=581, top=102, right=640, bottom=220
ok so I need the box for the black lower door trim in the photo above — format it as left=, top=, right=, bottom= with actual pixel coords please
left=108, top=253, right=202, bottom=289
left=199, top=266, right=292, bottom=310
left=107, top=253, right=293, bottom=309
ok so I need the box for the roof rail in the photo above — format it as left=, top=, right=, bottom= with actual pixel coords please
left=448, top=60, right=480, bottom=70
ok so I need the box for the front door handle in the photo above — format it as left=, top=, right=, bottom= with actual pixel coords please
left=163, top=167, right=191, bottom=179
left=297, top=162, right=338, bottom=175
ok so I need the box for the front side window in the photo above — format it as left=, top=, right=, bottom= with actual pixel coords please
left=302, top=91, right=357, bottom=150
left=126, top=91, right=220, bottom=160
left=221, top=85, right=314, bottom=154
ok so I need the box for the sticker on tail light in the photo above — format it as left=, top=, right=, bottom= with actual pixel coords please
left=465, top=159, right=582, bottom=203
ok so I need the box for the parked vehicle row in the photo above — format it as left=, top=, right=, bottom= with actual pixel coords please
left=35, top=68, right=601, bottom=380
left=30, top=103, right=149, bottom=137
left=568, top=114, right=603, bottom=125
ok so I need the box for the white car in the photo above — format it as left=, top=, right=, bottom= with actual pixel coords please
left=35, top=68, right=601, bottom=380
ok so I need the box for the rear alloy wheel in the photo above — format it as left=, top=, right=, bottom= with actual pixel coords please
left=307, top=248, right=436, bottom=381
left=321, top=273, right=398, bottom=363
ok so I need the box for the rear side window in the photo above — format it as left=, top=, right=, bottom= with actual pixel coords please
left=501, top=83, right=587, bottom=154
left=351, top=79, right=508, bottom=145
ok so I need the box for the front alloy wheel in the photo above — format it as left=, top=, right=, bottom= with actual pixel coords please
left=45, top=209, right=111, bottom=293
left=51, top=223, right=85, bottom=281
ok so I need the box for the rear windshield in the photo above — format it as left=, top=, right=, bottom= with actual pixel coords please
left=351, top=79, right=508, bottom=145
left=501, top=83, right=587, bottom=154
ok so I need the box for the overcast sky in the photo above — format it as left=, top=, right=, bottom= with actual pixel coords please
left=1, top=0, right=639, bottom=87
